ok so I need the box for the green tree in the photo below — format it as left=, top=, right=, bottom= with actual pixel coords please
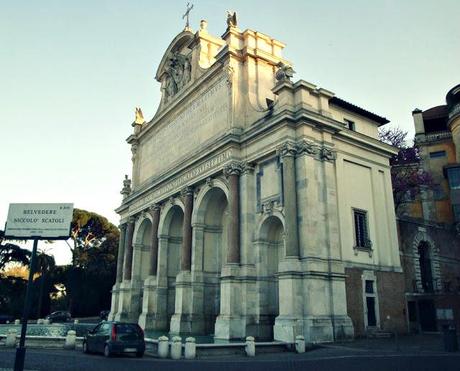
left=0, top=230, right=30, bottom=271
left=65, top=209, right=119, bottom=316
left=35, top=251, right=56, bottom=318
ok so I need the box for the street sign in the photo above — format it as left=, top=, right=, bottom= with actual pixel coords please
left=5, top=203, right=74, bottom=239
left=3, top=203, right=74, bottom=371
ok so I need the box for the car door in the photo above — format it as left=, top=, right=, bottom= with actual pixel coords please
left=94, top=323, right=112, bottom=353
left=86, top=324, right=101, bottom=352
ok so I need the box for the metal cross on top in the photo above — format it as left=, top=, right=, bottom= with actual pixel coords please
left=182, top=2, right=194, bottom=30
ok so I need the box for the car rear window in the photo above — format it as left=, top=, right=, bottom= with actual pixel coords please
left=116, top=324, right=142, bottom=335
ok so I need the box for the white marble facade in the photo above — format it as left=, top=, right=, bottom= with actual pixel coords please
left=109, top=18, right=401, bottom=343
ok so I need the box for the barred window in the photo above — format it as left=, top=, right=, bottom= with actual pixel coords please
left=353, top=209, right=370, bottom=249
left=429, top=151, right=446, bottom=159
left=452, top=204, right=460, bottom=222
left=447, top=167, right=460, bottom=190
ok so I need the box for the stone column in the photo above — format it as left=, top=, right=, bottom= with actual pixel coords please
left=148, top=204, right=161, bottom=276
left=170, top=187, right=195, bottom=334
left=123, top=217, right=135, bottom=281
left=279, top=143, right=299, bottom=257
left=273, top=142, right=303, bottom=343
left=215, top=162, right=246, bottom=339
left=116, top=216, right=141, bottom=322
left=116, top=224, right=127, bottom=283
left=224, top=162, right=244, bottom=264
left=139, top=204, right=162, bottom=330
left=181, top=187, right=194, bottom=271
left=109, top=223, right=127, bottom=320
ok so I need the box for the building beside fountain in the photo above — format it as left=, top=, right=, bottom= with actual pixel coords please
left=398, top=84, right=460, bottom=333
left=108, top=15, right=403, bottom=342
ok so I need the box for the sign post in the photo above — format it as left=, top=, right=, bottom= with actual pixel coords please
left=4, top=203, right=73, bottom=371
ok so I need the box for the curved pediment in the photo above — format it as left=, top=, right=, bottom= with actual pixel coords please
left=155, top=30, right=194, bottom=82
left=154, top=30, right=195, bottom=107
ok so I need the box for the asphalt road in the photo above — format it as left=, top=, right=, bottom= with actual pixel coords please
left=0, top=348, right=460, bottom=371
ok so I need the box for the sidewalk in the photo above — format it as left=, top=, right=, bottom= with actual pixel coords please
left=329, top=333, right=457, bottom=354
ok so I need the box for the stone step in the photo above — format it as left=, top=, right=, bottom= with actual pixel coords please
left=366, top=331, right=393, bottom=338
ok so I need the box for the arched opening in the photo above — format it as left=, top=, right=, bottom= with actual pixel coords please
left=133, top=218, right=153, bottom=282
left=256, top=215, right=285, bottom=339
left=163, top=205, right=184, bottom=330
left=418, top=241, right=433, bottom=292
left=197, top=187, right=229, bottom=335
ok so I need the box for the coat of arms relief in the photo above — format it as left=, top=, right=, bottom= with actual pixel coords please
left=163, top=52, right=192, bottom=103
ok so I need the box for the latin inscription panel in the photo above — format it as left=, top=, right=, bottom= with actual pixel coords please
left=138, top=78, right=229, bottom=184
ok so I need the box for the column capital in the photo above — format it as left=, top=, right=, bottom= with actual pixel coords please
left=320, top=147, right=336, bottom=161
left=180, top=186, right=194, bottom=198
left=148, top=203, right=161, bottom=213
left=128, top=216, right=136, bottom=224
left=118, top=223, right=127, bottom=231
left=223, top=161, right=244, bottom=177
left=241, top=162, right=255, bottom=175
left=296, top=140, right=320, bottom=157
left=277, top=141, right=298, bottom=158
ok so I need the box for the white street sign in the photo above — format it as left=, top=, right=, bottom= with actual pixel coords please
left=5, top=203, right=74, bottom=239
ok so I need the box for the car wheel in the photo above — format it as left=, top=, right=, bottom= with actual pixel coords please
left=104, top=344, right=111, bottom=358
left=82, top=341, right=89, bottom=354
left=136, top=351, right=144, bottom=358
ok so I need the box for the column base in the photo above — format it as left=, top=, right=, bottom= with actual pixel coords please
left=331, top=315, right=354, bottom=341
left=214, top=264, right=246, bottom=340
left=169, top=271, right=201, bottom=335
left=114, top=280, right=142, bottom=323
left=302, top=315, right=354, bottom=343
left=214, top=315, right=246, bottom=340
left=138, top=276, right=166, bottom=330
left=273, top=316, right=304, bottom=343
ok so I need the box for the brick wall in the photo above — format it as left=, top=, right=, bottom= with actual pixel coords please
left=376, top=271, right=407, bottom=333
left=345, top=267, right=407, bottom=336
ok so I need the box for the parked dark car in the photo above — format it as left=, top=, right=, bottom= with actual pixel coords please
left=99, top=310, right=110, bottom=321
left=45, top=311, right=71, bottom=323
left=0, top=314, right=14, bottom=324
left=83, top=321, right=145, bottom=357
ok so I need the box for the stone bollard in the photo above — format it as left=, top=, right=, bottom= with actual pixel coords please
left=295, top=335, right=305, bottom=353
left=184, top=337, right=196, bottom=359
left=64, top=330, right=76, bottom=350
left=245, top=336, right=255, bottom=357
left=14, top=319, right=20, bottom=325
left=170, top=336, right=182, bottom=360
left=158, top=336, right=169, bottom=359
left=44, top=319, right=50, bottom=325
left=73, top=319, right=79, bottom=325
left=5, top=329, right=17, bottom=347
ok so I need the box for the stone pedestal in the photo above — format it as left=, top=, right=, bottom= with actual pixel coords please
left=170, top=271, right=197, bottom=334
left=273, top=258, right=304, bottom=343
left=138, top=275, right=168, bottom=330
left=108, top=283, right=121, bottom=321
left=214, top=264, right=246, bottom=339
left=115, top=279, right=142, bottom=322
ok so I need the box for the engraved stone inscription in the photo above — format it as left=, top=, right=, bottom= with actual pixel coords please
left=129, top=150, right=232, bottom=214
left=138, top=78, right=229, bottom=183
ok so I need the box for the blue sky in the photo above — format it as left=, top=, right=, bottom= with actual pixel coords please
left=1, top=0, right=459, bottom=264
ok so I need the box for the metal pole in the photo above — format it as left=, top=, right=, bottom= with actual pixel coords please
left=14, top=238, right=39, bottom=371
